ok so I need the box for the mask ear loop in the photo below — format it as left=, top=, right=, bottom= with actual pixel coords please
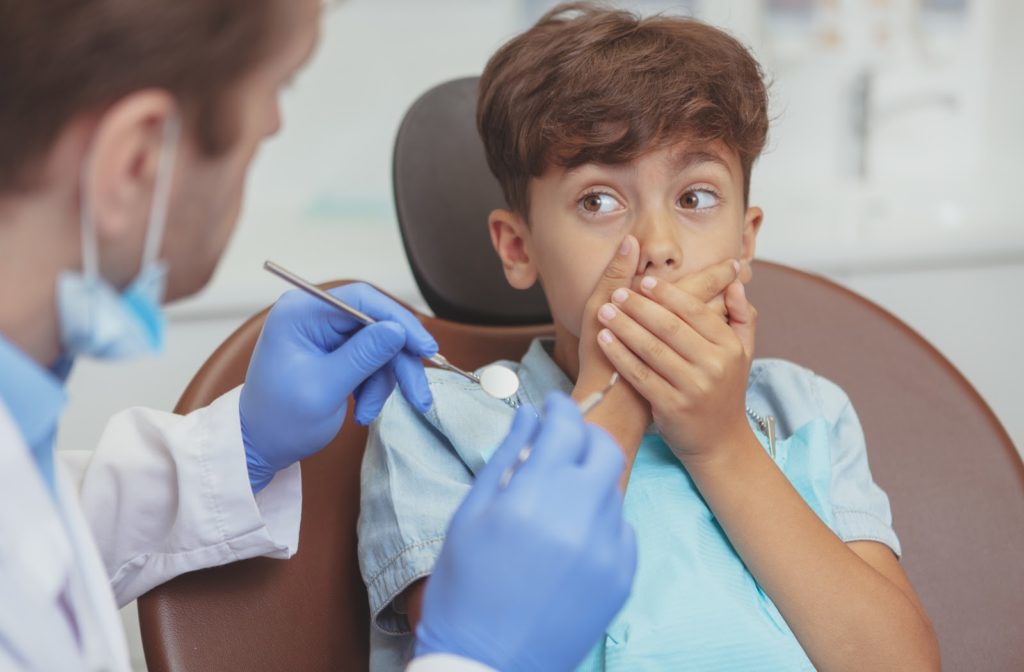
left=77, top=111, right=182, bottom=281
left=140, top=112, right=181, bottom=270
left=78, top=149, right=100, bottom=284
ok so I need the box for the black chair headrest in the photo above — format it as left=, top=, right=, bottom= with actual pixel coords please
left=393, top=76, right=551, bottom=325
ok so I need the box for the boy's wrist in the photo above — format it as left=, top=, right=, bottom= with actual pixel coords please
left=573, top=378, right=649, bottom=456
left=678, top=422, right=763, bottom=480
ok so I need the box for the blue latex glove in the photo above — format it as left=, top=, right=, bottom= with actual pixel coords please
left=240, top=283, right=438, bottom=491
left=415, top=392, right=637, bottom=671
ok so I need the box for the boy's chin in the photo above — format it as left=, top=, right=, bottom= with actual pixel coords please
left=551, top=319, right=583, bottom=343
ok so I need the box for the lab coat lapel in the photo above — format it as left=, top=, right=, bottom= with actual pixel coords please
left=0, top=400, right=131, bottom=671
left=0, top=401, right=83, bottom=668
left=55, top=463, right=132, bottom=671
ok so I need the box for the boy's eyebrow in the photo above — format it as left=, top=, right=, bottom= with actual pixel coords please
left=562, top=148, right=733, bottom=180
left=670, top=149, right=733, bottom=175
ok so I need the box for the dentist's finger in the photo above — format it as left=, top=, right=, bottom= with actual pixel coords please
left=353, top=366, right=397, bottom=425
left=328, top=283, right=439, bottom=357
left=328, top=321, right=406, bottom=398
left=393, top=351, right=433, bottom=414
left=514, top=393, right=589, bottom=478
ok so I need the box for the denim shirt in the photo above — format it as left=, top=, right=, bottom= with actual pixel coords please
left=358, top=338, right=900, bottom=671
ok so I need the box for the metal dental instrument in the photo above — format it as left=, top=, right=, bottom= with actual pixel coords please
left=263, top=260, right=519, bottom=400
left=499, top=372, right=620, bottom=489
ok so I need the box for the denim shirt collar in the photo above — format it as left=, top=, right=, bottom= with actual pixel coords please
left=513, top=338, right=574, bottom=411
left=0, top=331, right=67, bottom=494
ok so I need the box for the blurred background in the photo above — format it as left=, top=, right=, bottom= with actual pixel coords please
left=53, top=1, right=1022, bottom=668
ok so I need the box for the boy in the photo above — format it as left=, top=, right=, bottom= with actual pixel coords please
left=359, top=4, right=939, bottom=670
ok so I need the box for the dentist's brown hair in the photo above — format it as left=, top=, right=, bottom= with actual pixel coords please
left=0, top=0, right=283, bottom=193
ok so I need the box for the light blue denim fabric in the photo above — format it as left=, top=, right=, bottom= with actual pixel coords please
left=357, top=338, right=900, bottom=671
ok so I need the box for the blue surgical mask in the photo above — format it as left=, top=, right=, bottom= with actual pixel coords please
left=57, top=114, right=181, bottom=360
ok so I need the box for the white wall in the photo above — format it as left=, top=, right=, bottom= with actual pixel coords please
left=50, top=1, right=1021, bottom=669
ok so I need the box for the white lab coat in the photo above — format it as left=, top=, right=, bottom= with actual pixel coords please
left=0, top=387, right=301, bottom=671
left=0, top=386, right=492, bottom=672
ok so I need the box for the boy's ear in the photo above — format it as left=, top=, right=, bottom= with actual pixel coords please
left=740, top=205, right=763, bottom=264
left=488, top=208, right=538, bottom=290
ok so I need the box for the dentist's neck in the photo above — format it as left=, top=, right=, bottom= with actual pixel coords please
left=0, top=191, right=80, bottom=369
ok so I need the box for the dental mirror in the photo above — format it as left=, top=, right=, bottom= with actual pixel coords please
left=264, top=260, right=523, bottom=403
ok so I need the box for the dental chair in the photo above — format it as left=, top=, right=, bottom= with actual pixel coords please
left=138, top=77, right=1024, bottom=671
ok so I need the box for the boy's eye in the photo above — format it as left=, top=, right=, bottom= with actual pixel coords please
left=580, top=192, right=623, bottom=215
left=680, top=189, right=719, bottom=210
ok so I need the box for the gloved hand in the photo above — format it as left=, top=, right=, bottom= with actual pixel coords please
left=240, top=283, right=438, bottom=492
left=415, top=393, right=637, bottom=671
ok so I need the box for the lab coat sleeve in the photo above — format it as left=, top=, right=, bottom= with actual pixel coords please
left=405, top=654, right=497, bottom=672
left=58, top=385, right=302, bottom=607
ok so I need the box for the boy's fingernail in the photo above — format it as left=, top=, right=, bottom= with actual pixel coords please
left=598, top=329, right=615, bottom=344
left=732, top=260, right=741, bottom=275
left=612, top=288, right=629, bottom=304
left=618, top=237, right=633, bottom=256
left=641, top=276, right=657, bottom=291
left=598, top=303, right=617, bottom=321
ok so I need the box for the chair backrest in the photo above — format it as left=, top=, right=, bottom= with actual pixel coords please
left=391, top=76, right=1024, bottom=669
left=747, top=262, right=1024, bottom=671
left=137, top=281, right=552, bottom=672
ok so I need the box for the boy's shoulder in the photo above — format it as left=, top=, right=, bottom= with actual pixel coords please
left=373, top=360, right=521, bottom=474
left=747, top=358, right=855, bottom=438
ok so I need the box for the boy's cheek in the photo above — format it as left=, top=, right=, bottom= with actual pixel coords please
left=543, top=275, right=597, bottom=339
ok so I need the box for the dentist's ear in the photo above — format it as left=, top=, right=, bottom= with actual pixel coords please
left=739, top=206, right=763, bottom=283
left=489, top=208, right=538, bottom=290
left=87, top=90, right=176, bottom=245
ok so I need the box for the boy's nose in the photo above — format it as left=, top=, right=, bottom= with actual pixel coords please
left=636, top=215, right=682, bottom=276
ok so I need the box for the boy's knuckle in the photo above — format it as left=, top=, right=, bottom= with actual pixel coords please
left=644, top=337, right=666, bottom=361
left=671, top=395, right=692, bottom=415
left=660, top=314, right=682, bottom=338
left=679, top=292, right=700, bottom=314
left=604, top=260, right=631, bottom=281
left=728, top=340, right=744, bottom=359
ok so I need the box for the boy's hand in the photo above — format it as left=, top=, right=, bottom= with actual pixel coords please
left=575, top=236, right=647, bottom=413
left=595, top=263, right=757, bottom=464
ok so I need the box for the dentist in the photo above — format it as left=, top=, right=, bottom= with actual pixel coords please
left=0, top=1, right=635, bottom=671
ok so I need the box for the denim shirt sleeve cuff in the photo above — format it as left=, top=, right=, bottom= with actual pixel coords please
left=833, top=507, right=902, bottom=557
left=367, top=535, right=447, bottom=634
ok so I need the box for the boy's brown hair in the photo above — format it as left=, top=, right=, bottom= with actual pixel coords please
left=477, top=2, right=769, bottom=215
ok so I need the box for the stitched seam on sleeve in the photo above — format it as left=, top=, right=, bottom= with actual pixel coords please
left=191, top=409, right=233, bottom=561
left=365, top=535, right=446, bottom=588
left=197, top=410, right=232, bottom=559
left=372, top=568, right=435, bottom=635
left=833, top=509, right=899, bottom=544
